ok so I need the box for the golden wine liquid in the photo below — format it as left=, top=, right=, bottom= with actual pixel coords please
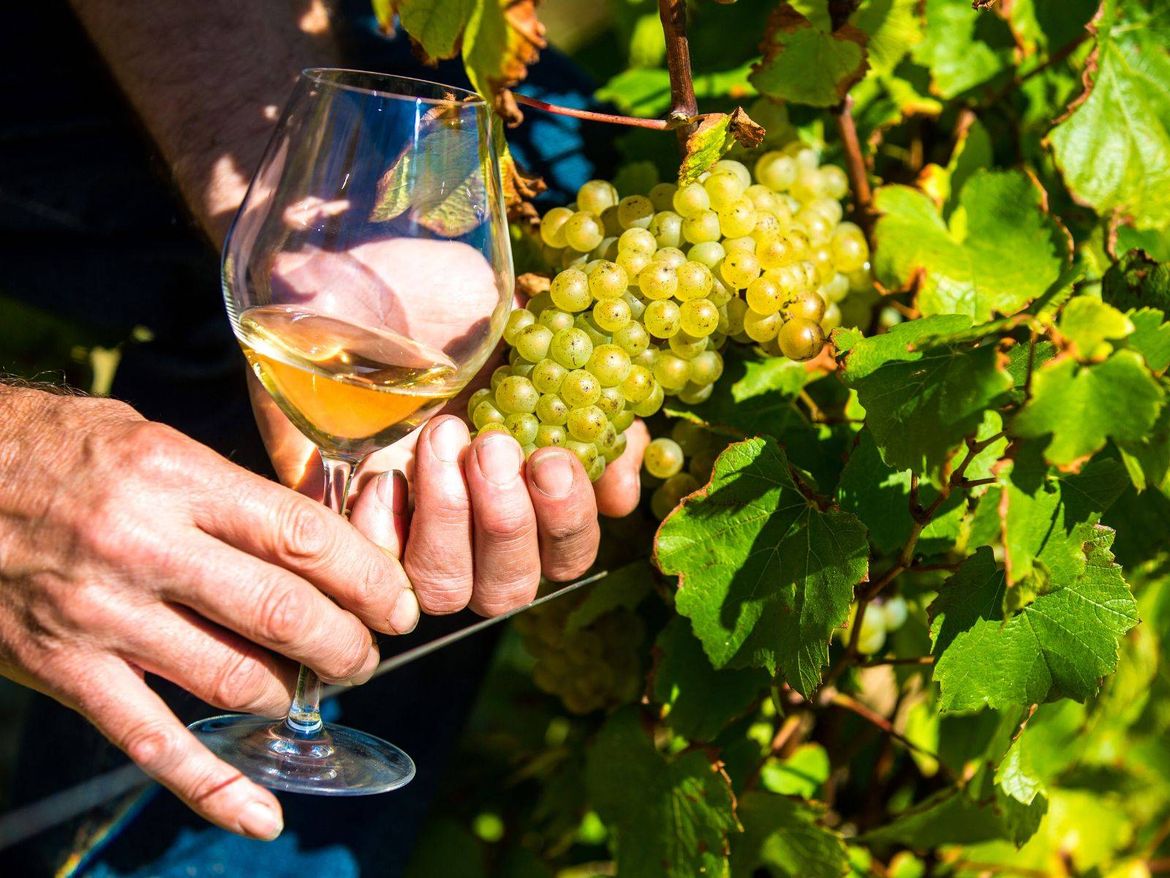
left=237, top=304, right=460, bottom=457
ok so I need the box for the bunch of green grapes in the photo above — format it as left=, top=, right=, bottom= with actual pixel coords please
left=642, top=420, right=726, bottom=519
left=842, top=596, right=910, bottom=655
left=470, top=142, right=872, bottom=482
left=511, top=591, right=645, bottom=715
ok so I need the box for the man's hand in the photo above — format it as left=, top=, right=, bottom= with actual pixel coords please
left=0, top=386, right=418, bottom=839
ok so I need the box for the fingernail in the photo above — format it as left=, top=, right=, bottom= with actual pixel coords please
left=376, top=469, right=410, bottom=516
left=239, top=800, right=283, bottom=841
left=390, top=587, right=420, bottom=634
left=431, top=418, right=467, bottom=464
left=531, top=451, right=575, bottom=499
left=476, top=433, right=523, bottom=487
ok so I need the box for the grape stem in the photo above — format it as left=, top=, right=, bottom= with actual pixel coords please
left=658, top=0, right=699, bottom=150
left=828, top=692, right=951, bottom=775
left=835, top=96, right=874, bottom=231
left=511, top=93, right=672, bottom=131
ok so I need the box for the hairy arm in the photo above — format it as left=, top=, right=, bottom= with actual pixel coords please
left=68, top=0, right=339, bottom=246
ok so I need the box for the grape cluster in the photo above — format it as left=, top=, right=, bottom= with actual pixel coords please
left=512, top=591, right=644, bottom=715
left=845, top=596, right=910, bottom=655
left=471, top=142, right=871, bottom=481
left=642, top=420, right=726, bottom=519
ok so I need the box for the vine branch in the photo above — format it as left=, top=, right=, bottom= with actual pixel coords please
left=828, top=692, right=950, bottom=775
left=658, top=0, right=699, bottom=149
left=511, top=93, right=672, bottom=130
left=836, top=95, right=873, bottom=230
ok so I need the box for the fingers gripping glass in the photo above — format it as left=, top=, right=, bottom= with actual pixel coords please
left=190, top=69, right=514, bottom=795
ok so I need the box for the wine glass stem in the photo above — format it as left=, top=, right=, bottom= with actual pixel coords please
left=285, top=452, right=357, bottom=736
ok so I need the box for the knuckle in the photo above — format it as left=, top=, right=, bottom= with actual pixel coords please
left=478, top=510, right=538, bottom=546
left=275, top=500, right=330, bottom=563
left=473, top=572, right=540, bottom=616
left=318, top=628, right=373, bottom=681
left=255, top=582, right=305, bottom=648
left=123, top=421, right=184, bottom=475
left=209, top=650, right=273, bottom=712
left=124, top=721, right=184, bottom=776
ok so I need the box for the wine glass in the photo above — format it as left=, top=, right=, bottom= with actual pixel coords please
left=189, top=69, right=513, bottom=795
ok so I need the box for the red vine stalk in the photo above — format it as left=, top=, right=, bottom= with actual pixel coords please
left=657, top=0, right=699, bottom=149
left=836, top=95, right=873, bottom=227
left=511, top=93, right=671, bottom=130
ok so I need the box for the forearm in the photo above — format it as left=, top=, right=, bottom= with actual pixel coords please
left=69, top=0, right=339, bottom=247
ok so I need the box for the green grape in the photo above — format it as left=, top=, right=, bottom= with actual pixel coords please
left=796, top=206, right=834, bottom=244
left=477, top=422, right=510, bottom=437
left=713, top=159, right=752, bottom=189
left=490, top=364, right=512, bottom=391
left=707, top=277, right=734, bottom=307
left=549, top=327, right=594, bottom=369
left=821, top=301, right=842, bottom=332
left=669, top=331, right=708, bottom=359
left=855, top=604, right=887, bottom=655
left=503, top=308, right=536, bottom=345
left=596, top=420, right=619, bottom=452
left=689, top=447, right=719, bottom=481
left=680, top=299, right=720, bottom=337
left=724, top=297, right=748, bottom=335
left=750, top=210, right=782, bottom=242
left=611, top=408, right=636, bottom=432
left=743, top=309, right=781, bottom=343
left=575, top=314, right=610, bottom=347
left=623, top=291, right=646, bottom=321
left=495, top=375, right=540, bottom=414
left=532, top=358, right=568, bottom=394
left=703, top=171, right=746, bottom=210
left=723, top=236, right=756, bottom=256
left=649, top=211, right=683, bottom=249
left=586, top=455, right=606, bottom=482
left=810, top=196, right=843, bottom=225
left=760, top=231, right=809, bottom=270
left=652, top=472, right=700, bottom=518
left=505, top=413, right=539, bottom=445
left=599, top=207, right=622, bottom=238
left=535, top=423, right=567, bottom=448
left=682, top=209, right=722, bottom=244
left=821, top=272, right=850, bottom=304
left=587, top=261, right=629, bottom=301
left=847, top=265, right=874, bottom=293
left=672, top=181, right=711, bottom=218
left=538, top=307, right=576, bottom=333
left=550, top=268, right=591, bottom=312
left=881, top=596, right=909, bottom=631
left=594, top=236, right=621, bottom=261
left=540, top=206, right=574, bottom=248
left=831, top=222, right=869, bottom=273
left=596, top=386, right=626, bottom=418
left=654, top=246, right=687, bottom=269
left=632, top=381, right=665, bottom=417
left=514, top=324, right=554, bottom=362
left=644, top=299, right=682, bottom=339
left=619, top=364, right=655, bottom=403
left=511, top=361, right=535, bottom=380
left=521, top=443, right=538, bottom=457
left=593, top=297, right=631, bottom=332
left=618, top=226, right=657, bottom=256
left=790, top=167, right=825, bottom=203
left=466, top=387, right=493, bottom=420
left=821, top=164, right=850, bottom=200
left=784, top=289, right=827, bottom=323
left=754, top=151, right=794, bottom=192
left=613, top=321, right=651, bottom=357
left=616, top=248, right=651, bottom=279
left=566, top=439, right=599, bottom=471
left=810, top=245, right=835, bottom=283
left=577, top=179, right=619, bottom=215
left=617, top=195, right=654, bottom=230
left=527, top=291, right=553, bottom=315
left=650, top=486, right=677, bottom=520
left=718, top=199, right=757, bottom=238
left=687, top=242, right=725, bottom=273
left=688, top=349, right=724, bottom=385
left=644, top=437, right=684, bottom=478
left=561, top=369, right=602, bottom=407
left=653, top=352, right=690, bottom=390
left=638, top=263, right=679, bottom=300
left=587, top=344, right=632, bottom=387
left=567, top=405, right=608, bottom=443
left=536, top=393, right=569, bottom=426
left=746, top=276, right=785, bottom=315
left=745, top=183, right=782, bottom=214
left=563, top=211, right=605, bottom=252
left=603, top=430, right=628, bottom=462
left=676, top=382, right=713, bottom=404
left=472, top=399, right=505, bottom=429
left=671, top=420, right=712, bottom=455
left=675, top=260, right=714, bottom=301
left=777, top=317, right=825, bottom=361
left=560, top=248, right=589, bottom=270
left=648, top=182, right=677, bottom=211
left=721, top=250, right=762, bottom=288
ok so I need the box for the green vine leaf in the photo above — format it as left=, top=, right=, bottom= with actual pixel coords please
left=654, top=438, right=868, bottom=698
left=872, top=171, right=1069, bottom=321
left=391, top=0, right=475, bottom=59
left=835, top=316, right=1013, bottom=475
left=929, top=529, right=1138, bottom=713
left=1124, top=308, right=1170, bottom=375
left=1102, top=249, right=1170, bottom=313
left=911, top=0, right=1014, bottom=98
left=678, top=108, right=766, bottom=185
left=1049, top=0, right=1170, bottom=230
left=750, top=1, right=869, bottom=108
left=730, top=792, right=849, bottom=878
left=586, top=708, right=738, bottom=878
left=849, top=0, right=923, bottom=76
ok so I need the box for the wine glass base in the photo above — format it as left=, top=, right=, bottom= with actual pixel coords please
left=189, top=714, right=415, bottom=796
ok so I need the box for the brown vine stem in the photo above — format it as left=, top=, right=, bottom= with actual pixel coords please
left=860, top=655, right=935, bottom=668
left=828, top=692, right=951, bottom=777
left=658, top=0, right=699, bottom=149
left=511, top=93, right=672, bottom=131
left=743, top=713, right=806, bottom=790
left=836, top=95, right=873, bottom=229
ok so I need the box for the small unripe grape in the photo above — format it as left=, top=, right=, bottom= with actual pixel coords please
left=882, top=596, right=909, bottom=631
left=549, top=327, right=594, bottom=369
left=821, top=301, right=842, bottom=332
left=587, top=344, right=632, bottom=387
left=472, top=400, right=505, bottom=429
left=785, top=289, right=827, bottom=323
left=561, top=369, right=602, bottom=407
left=675, top=261, right=714, bottom=301
left=490, top=364, right=512, bottom=391
left=745, top=184, right=782, bottom=214
left=746, top=276, right=785, bottom=315
left=467, top=387, right=493, bottom=420
left=603, top=430, right=628, bottom=462
left=750, top=211, right=782, bottom=242
left=704, top=171, right=746, bottom=210
left=721, top=251, right=762, bottom=288
left=810, top=196, right=843, bottom=225
left=567, top=405, right=608, bottom=443
left=663, top=472, right=700, bottom=499
left=536, top=393, right=569, bottom=426
left=505, top=413, right=539, bottom=445
left=563, top=211, right=605, bottom=252
left=632, top=381, right=665, bottom=417
left=527, top=291, right=553, bottom=315
left=855, top=604, right=887, bottom=655
left=724, top=297, right=748, bottom=335
left=680, top=299, right=720, bottom=337
left=611, top=410, right=637, bottom=434
left=592, top=236, right=620, bottom=262
left=535, top=424, right=568, bottom=447
left=648, top=211, right=683, bottom=249
left=831, top=222, right=870, bottom=273
left=599, top=208, right=622, bottom=238
left=847, top=265, right=874, bottom=292
left=743, top=309, right=781, bottom=343
left=777, top=317, right=825, bottom=361
left=644, top=299, right=682, bottom=338
left=550, top=269, right=591, bottom=312
left=707, top=277, right=734, bottom=308
left=515, top=324, right=554, bottom=362
left=619, top=364, right=655, bottom=403
left=566, top=439, right=599, bottom=471
left=811, top=245, right=836, bottom=283
left=588, top=261, right=629, bottom=300
left=644, top=438, right=685, bottom=479
left=671, top=420, right=711, bottom=455
left=821, top=272, right=850, bottom=304
left=682, top=209, right=722, bottom=244
left=618, top=226, right=657, bottom=256
left=511, top=361, right=535, bottom=380
left=586, top=455, right=606, bottom=482
left=593, top=297, right=631, bottom=332
left=723, top=236, right=757, bottom=255
left=639, top=263, right=679, bottom=300
left=654, top=247, right=687, bottom=269
left=596, top=385, right=626, bottom=418
left=496, top=375, right=540, bottom=414
left=575, top=314, right=609, bottom=348
left=648, top=182, right=678, bottom=211
left=687, top=240, right=725, bottom=269
left=653, top=352, right=691, bottom=390
left=613, top=321, right=650, bottom=356
left=797, top=207, right=834, bottom=244
left=669, top=331, right=708, bottom=359
left=790, top=167, right=825, bottom=203
left=650, top=486, right=677, bottom=520
left=635, top=349, right=659, bottom=370
left=677, top=382, right=713, bottom=404
left=539, top=308, right=576, bottom=333
left=532, top=358, right=567, bottom=394
left=540, top=206, right=574, bottom=248
left=821, top=164, right=850, bottom=200
left=577, top=179, right=619, bottom=215
left=616, top=250, right=651, bottom=282
left=673, top=182, right=711, bottom=217
left=560, top=248, right=589, bottom=270
left=503, top=309, right=536, bottom=346
left=718, top=199, right=757, bottom=238
left=688, top=350, right=724, bottom=385
left=617, top=195, right=655, bottom=230
left=756, top=151, right=797, bottom=192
